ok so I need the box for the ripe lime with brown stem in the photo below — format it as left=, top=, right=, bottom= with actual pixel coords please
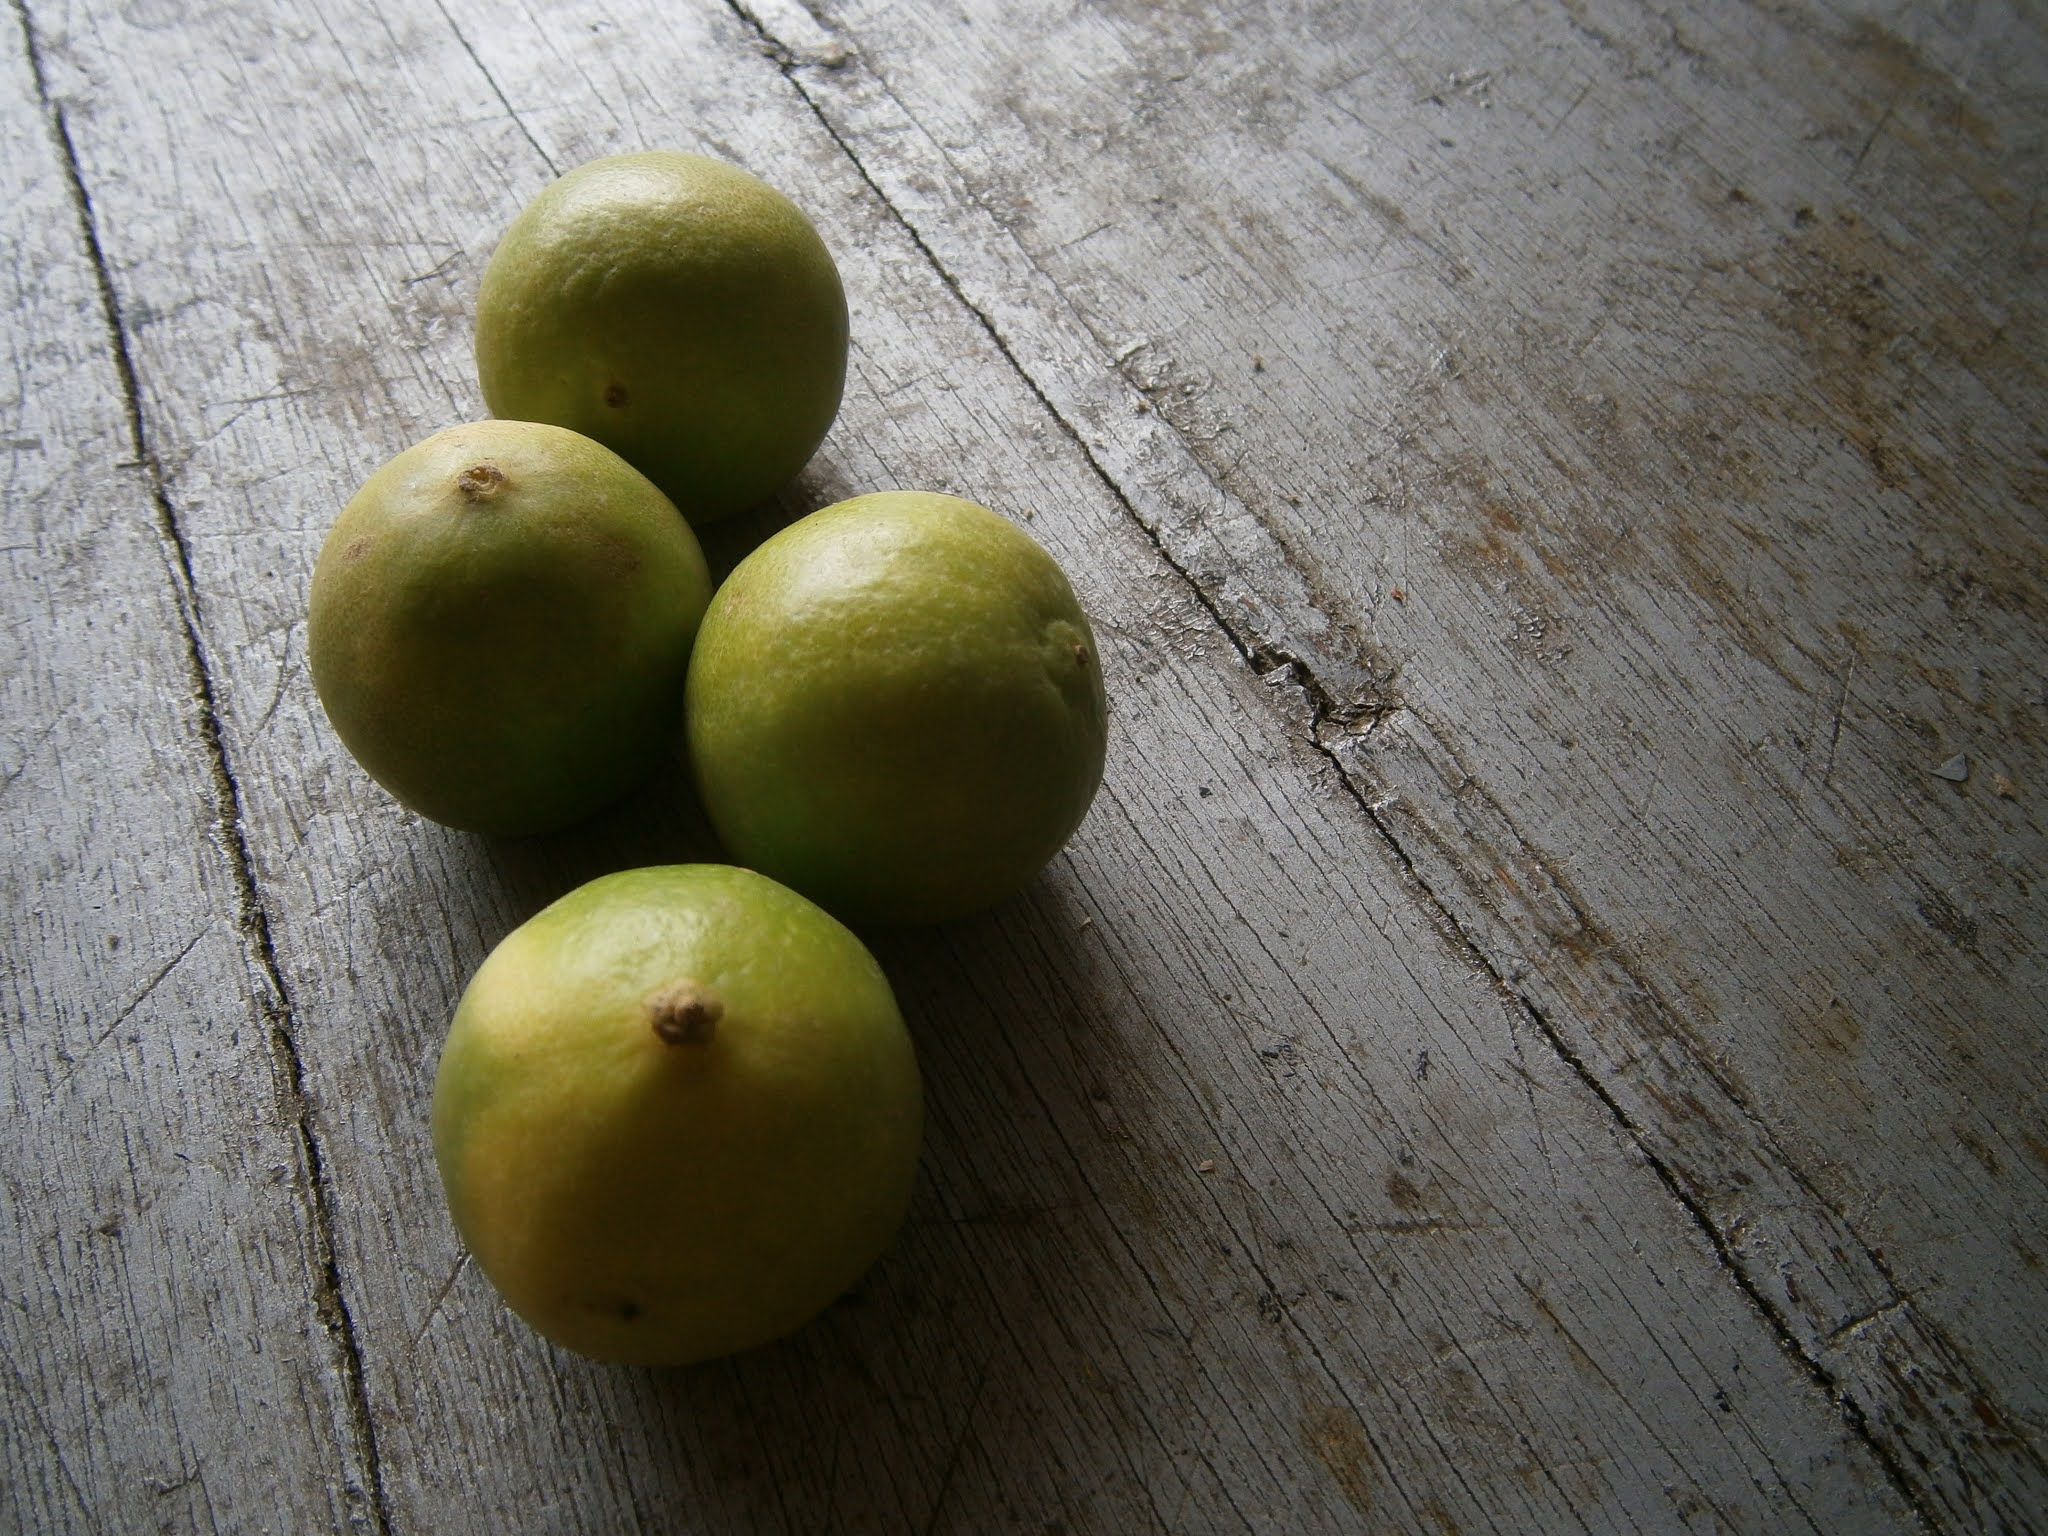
left=431, top=864, right=923, bottom=1365
left=307, top=419, right=712, bottom=837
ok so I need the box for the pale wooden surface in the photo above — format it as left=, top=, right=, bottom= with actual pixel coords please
left=4, top=0, right=2043, bottom=1530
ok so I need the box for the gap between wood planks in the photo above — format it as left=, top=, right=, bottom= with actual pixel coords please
left=720, top=2, right=2033, bottom=1530
left=12, top=4, right=396, bottom=1530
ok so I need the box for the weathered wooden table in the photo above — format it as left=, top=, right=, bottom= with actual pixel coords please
left=7, top=0, right=2044, bottom=1529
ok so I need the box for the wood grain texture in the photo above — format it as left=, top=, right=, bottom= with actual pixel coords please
left=5, top=0, right=2040, bottom=1529
left=1, top=11, right=379, bottom=1531
left=758, top=0, right=2048, bottom=1525
left=39, top=0, right=1920, bottom=1519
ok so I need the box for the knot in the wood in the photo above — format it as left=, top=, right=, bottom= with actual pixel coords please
left=456, top=463, right=507, bottom=502
left=647, top=983, right=723, bottom=1047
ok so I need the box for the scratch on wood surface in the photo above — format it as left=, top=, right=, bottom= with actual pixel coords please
left=1548, top=77, right=1594, bottom=138
left=1308, top=152, right=1472, bottom=284
left=1851, top=92, right=1901, bottom=174
left=1812, top=647, right=1857, bottom=789
left=408, top=1252, right=470, bottom=1350
left=0, top=710, right=67, bottom=793
left=3, top=1344, right=91, bottom=1520
left=1505, top=1008, right=1568, bottom=1205
left=1514, top=1272, right=1607, bottom=1387
left=1347, top=1215, right=1498, bottom=1237
left=63, top=922, right=213, bottom=1076
left=921, top=1199, right=1091, bottom=1228
left=917, top=1356, right=991, bottom=1536
left=251, top=625, right=301, bottom=738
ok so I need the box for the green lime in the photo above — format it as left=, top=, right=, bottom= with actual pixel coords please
left=431, top=864, right=922, bottom=1366
left=307, top=419, right=711, bottom=836
left=474, top=151, right=848, bottom=525
left=684, top=491, right=1108, bottom=925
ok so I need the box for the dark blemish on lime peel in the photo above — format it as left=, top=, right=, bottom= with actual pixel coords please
left=649, top=983, right=723, bottom=1046
left=604, top=382, right=629, bottom=408
left=457, top=463, right=507, bottom=501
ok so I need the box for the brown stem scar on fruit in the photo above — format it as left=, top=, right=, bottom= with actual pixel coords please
left=648, top=983, right=723, bottom=1046
left=1073, top=642, right=1089, bottom=666
left=603, top=382, right=629, bottom=408
left=456, top=463, right=507, bottom=501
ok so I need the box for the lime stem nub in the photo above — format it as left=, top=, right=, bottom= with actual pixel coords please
left=649, top=984, right=723, bottom=1046
left=457, top=463, right=507, bottom=501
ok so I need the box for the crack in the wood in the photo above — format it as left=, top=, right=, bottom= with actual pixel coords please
left=1511, top=993, right=1942, bottom=1535
left=727, top=0, right=1400, bottom=748
left=1294, top=629, right=1974, bottom=1531
left=431, top=0, right=558, bottom=177
left=14, top=8, right=393, bottom=1531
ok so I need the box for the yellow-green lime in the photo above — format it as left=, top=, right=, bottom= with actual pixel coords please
left=307, top=419, right=711, bottom=837
left=474, top=150, right=848, bottom=525
left=431, top=864, right=922, bottom=1366
left=684, top=491, right=1109, bottom=925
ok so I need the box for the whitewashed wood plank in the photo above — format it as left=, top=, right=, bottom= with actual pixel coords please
left=760, top=0, right=2048, bottom=1524
left=0, top=16, right=381, bottom=1534
left=34, top=0, right=1947, bottom=1526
